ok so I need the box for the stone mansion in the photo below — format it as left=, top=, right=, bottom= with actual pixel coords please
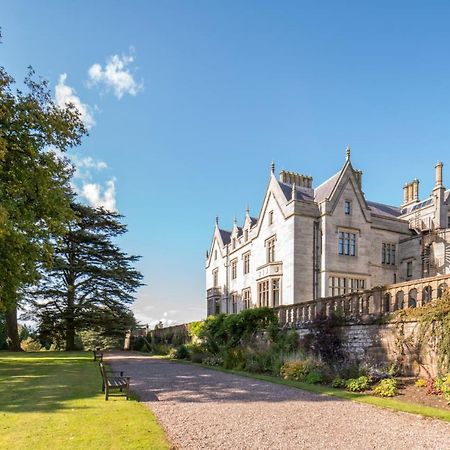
left=205, top=148, right=450, bottom=317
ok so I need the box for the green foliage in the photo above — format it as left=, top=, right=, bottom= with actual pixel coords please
left=346, top=376, right=371, bottom=392
left=203, top=355, right=223, bottom=366
left=79, top=330, right=123, bottom=351
left=331, top=377, right=347, bottom=388
left=305, top=369, right=324, bottom=384
left=415, top=378, right=427, bottom=388
left=0, top=64, right=86, bottom=349
left=280, top=358, right=321, bottom=382
left=199, top=308, right=278, bottom=354
left=174, top=345, right=190, bottom=360
left=395, top=293, right=450, bottom=372
left=373, top=378, right=398, bottom=397
left=304, top=312, right=344, bottom=364
left=187, top=321, right=206, bottom=341
left=25, top=203, right=142, bottom=350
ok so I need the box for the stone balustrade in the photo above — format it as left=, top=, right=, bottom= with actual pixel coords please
left=275, top=274, right=450, bottom=328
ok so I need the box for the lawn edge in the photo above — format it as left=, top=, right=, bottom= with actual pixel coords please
left=148, top=355, right=450, bottom=423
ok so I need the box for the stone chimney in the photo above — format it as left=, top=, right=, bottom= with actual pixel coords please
left=279, top=170, right=313, bottom=189
left=402, top=179, right=419, bottom=207
left=433, top=162, right=446, bottom=229
left=435, top=162, right=444, bottom=188
left=353, top=169, right=363, bottom=189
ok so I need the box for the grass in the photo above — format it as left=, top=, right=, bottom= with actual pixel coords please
left=169, top=358, right=450, bottom=423
left=0, top=352, right=169, bottom=450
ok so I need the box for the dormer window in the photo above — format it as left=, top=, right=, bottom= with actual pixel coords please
left=244, top=229, right=248, bottom=242
left=232, top=238, right=236, bottom=249
left=344, top=201, right=351, bottom=215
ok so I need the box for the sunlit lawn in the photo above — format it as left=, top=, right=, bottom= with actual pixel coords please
left=0, top=352, right=169, bottom=450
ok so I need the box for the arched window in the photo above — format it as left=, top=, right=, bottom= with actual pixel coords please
left=396, top=291, right=404, bottom=310
left=384, top=293, right=391, bottom=313
left=422, top=286, right=432, bottom=305
left=437, top=283, right=448, bottom=298
left=408, top=288, right=417, bottom=308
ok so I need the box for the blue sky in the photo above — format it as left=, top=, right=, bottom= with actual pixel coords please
left=3, top=1, right=450, bottom=327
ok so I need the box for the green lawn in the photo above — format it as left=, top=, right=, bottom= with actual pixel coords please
left=0, top=352, right=169, bottom=450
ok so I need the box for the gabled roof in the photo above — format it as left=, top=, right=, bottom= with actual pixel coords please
left=278, top=181, right=314, bottom=202
left=218, top=229, right=231, bottom=245
left=314, top=172, right=341, bottom=203
left=250, top=217, right=258, bottom=227
left=367, top=201, right=402, bottom=218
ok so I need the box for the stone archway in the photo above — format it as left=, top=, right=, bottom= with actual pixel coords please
left=408, top=288, right=417, bottom=308
left=396, top=290, right=404, bottom=310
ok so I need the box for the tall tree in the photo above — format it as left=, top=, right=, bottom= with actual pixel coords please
left=26, top=203, right=143, bottom=351
left=0, top=60, right=86, bottom=350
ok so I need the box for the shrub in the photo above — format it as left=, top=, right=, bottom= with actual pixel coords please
left=373, top=378, right=398, bottom=397
left=174, top=344, right=190, bottom=359
left=346, top=376, right=371, bottom=392
left=331, top=377, right=347, bottom=389
left=305, top=369, right=324, bottom=384
left=190, top=351, right=207, bottom=363
left=20, top=337, right=42, bottom=352
left=426, top=378, right=442, bottom=395
left=415, top=378, right=427, bottom=388
left=203, top=355, right=223, bottom=366
left=280, top=359, right=321, bottom=382
left=223, top=347, right=247, bottom=370
left=338, top=362, right=365, bottom=380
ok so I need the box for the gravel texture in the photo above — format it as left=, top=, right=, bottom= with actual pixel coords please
left=108, top=353, right=450, bottom=450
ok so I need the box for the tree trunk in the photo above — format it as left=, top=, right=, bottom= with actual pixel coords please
left=65, top=317, right=76, bottom=351
left=5, top=304, right=21, bottom=351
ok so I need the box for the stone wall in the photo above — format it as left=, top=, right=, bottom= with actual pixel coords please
left=298, top=320, right=440, bottom=377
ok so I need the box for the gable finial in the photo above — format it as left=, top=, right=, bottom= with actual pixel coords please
left=346, top=145, right=351, bottom=161
left=233, top=216, right=237, bottom=226
left=215, top=215, right=219, bottom=226
left=246, top=204, right=250, bottom=215
left=271, top=161, right=275, bottom=174
left=292, top=182, right=296, bottom=201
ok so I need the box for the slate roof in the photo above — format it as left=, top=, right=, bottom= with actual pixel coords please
left=218, top=229, right=231, bottom=245
left=250, top=217, right=258, bottom=227
left=366, top=201, right=402, bottom=218
left=278, top=181, right=314, bottom=201
left=314, top=172, right=341, bottom=203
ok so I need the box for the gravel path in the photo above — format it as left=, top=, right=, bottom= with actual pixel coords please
left=108, top=353, right=450, bottom=450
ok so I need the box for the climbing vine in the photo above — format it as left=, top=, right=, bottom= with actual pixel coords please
left=394, top=292, right=450, bottom=374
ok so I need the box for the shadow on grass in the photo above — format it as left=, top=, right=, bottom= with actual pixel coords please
left=0, top=352, right=107, bottom=413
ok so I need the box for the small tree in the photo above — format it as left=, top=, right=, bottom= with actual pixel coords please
left=26, top=203, right=143, bottom=350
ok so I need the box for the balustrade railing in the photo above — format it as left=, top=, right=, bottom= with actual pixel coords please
left=275, top=274, right=450, bottom=327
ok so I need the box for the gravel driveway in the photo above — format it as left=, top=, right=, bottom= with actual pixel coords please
left=107, top=352, right=450, bottom=450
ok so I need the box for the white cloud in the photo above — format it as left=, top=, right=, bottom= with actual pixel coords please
left=87, top=52, right=143, bottom=99
left=70, top=154, right=108, bottom=181
left=81, top=179, right=116, bottom=211
left=55, top=73, right=95, bottom=129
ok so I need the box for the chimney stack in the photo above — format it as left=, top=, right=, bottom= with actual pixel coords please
left=402, top=179, right=420, bottom=207
left=435, top=162, right=444, bottom=188
left=279, top=170, right=313, bottom=189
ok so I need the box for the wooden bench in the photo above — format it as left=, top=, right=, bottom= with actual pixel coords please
left=99, top=362, right=130, bottom=401
left=93, top=349, right=103, bottom=362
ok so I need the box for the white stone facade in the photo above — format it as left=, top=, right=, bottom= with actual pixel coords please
left=205, top=150, right=450, bottom=317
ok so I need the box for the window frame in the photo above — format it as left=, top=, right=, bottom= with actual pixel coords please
left=344, top=200, right=352, bottom=215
